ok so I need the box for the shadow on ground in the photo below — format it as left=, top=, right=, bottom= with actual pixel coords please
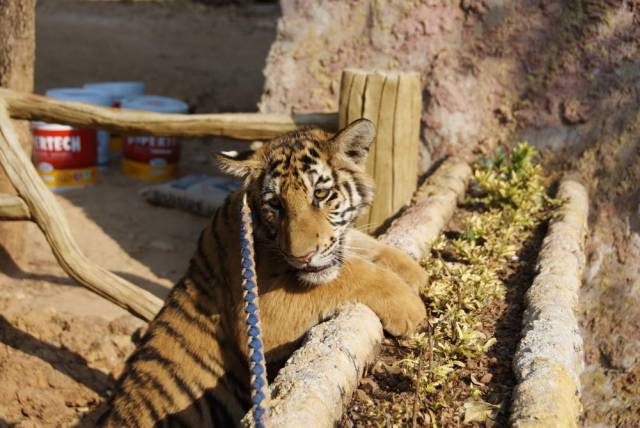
left=0, top=315, right=113, bottom=394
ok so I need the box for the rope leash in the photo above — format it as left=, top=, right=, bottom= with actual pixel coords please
left=239, top=194, right=269, bottom=428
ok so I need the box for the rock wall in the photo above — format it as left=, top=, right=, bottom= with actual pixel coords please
left=259, top=0, right=517, bottom=172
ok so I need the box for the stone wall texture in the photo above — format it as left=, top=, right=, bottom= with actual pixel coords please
left=259, top=0, right=516, bottom=172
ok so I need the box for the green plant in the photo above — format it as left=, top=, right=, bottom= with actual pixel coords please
left=359, top=143, right=558, bottom=427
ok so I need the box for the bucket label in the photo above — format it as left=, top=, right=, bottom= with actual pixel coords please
left=110, top=135, right=123, bottom=157
left=97, top=130, right=110, bottom=166
left=122, top=158, right=178, bottom=182
left=123, top=135, right=180, bottom=181
left=123, top=136, right=180, bottom=163
left=36, top=164, right=98, bottom=189
left=33, top=127, right=97, bottom=169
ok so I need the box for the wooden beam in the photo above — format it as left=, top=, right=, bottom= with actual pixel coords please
left=0, top=87, right=338, bottom=140
left=0, top=99, right=162, bottom=321
left=0, top=194, right=31, bottom=220
left=0, top=194, right=30, bottom=220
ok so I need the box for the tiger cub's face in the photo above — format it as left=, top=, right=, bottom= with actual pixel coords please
left=216, top=119, right=375, bottom=285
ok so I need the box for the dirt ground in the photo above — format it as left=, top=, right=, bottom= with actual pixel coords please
left=2, top=0, right=640, bottom=426
left=1, top=1, right=279, bottom=426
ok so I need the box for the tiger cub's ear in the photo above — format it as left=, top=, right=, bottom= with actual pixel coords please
left=212, top=150, right=263, bottom=179
left=331, top=118, right=376, bottom=165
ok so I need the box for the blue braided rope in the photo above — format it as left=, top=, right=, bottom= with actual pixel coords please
left=239, top=194, right=269, bottom=428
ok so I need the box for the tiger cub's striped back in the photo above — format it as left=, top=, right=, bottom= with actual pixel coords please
left=98, top=191, right=252, bottom=427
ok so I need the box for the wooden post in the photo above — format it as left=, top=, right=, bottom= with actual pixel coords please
left=0, top=1, right=35, bottom=259
left=338, top=69, right=422, bottom=233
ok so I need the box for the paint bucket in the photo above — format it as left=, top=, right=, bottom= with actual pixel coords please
left=83, top=81, right=145, bottom=107
left=83, top=81, right=145, bottom=158
left=120, top=95, right=188, bottom=182
left=32, top=88, right=112, bottom=191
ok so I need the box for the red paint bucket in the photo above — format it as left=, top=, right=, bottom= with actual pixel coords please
left=121, top=96, right=188, bottom=181
left=32, top=88, right=111, bottom=191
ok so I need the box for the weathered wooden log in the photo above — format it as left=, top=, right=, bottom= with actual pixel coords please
left=338, top=69, right=422, bottom=233
left=0, top=87, right=338, bottom=140
left=510, top=179, right=589, bottom=428
left=0, top=194, right=30, bottom=220
left=243, top=157, right=472, bottom=427
left=0, top=100, right=162, bottom=321
left=263, top=303, right=382, bottom=427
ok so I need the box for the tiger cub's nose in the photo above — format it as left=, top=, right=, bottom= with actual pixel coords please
left=291, top=250, right=316, bottom=264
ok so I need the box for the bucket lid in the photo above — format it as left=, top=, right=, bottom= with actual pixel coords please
left=121, top=95, right=189, bottom=114
left=83, top=81, right=145, bottom=99
left=45, top=88, right=114, bottom=106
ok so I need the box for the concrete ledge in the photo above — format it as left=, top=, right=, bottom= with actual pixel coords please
left=511, top=179, right=589, bottom=427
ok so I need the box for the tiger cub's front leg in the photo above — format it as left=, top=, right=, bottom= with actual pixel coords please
left=346, top=229, right=428, bottom=293
left=256, top=257, right=426, bottom=360
left=338, top=257, right=427, bottom=337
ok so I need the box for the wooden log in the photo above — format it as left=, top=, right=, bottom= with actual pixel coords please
left=369, top=74, right=397, bottom=229
left=338, top=69, right=422, bottom=233
left=344, top=71, right=377, bottom=230
left=0, top=100, right=162, bottom=321
left=337, top=71, right=354, bottom=130
left=242, top=157, right=472, bottom=427
left=0, top=194, right=30, bottom=220
left=0, top=87, right=338, bottom=140
left=510, top=179, right=589, bottom=428
left=359, top=71, right=384, bottom=196
left=394, top=75, right=423, bottom=210
left=257, top=303, right=382, bottom=428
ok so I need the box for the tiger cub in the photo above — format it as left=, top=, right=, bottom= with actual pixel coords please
left=98, top=119, right=427, bottom=427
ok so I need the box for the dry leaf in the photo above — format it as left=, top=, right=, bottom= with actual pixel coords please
left=462, top=399, right=501, bottom=423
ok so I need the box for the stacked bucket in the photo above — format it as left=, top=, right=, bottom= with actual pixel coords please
left=32, top=81, right=188, bottom=191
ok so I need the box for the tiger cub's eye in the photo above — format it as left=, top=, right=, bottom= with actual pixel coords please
left=266, top=198, right=281, bottom=211
left=314, top=188, right=330, bottom=200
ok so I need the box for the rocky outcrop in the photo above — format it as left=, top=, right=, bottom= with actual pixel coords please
left=259, top=0, right=517, bottom=172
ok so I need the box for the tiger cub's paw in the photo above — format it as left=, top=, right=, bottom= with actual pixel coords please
left=401, top=260, right=428, bottom=294
left=379, top=288, right=427, bottom=337
left=374, top=248, right=428, bottom=293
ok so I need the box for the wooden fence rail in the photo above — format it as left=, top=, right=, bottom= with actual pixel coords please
left=0, top=87, right=338, bottom=140
left=0, top=194, right=30, bottom=220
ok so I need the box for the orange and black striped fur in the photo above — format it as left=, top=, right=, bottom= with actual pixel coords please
left=98, top=119, right=427, bottom=427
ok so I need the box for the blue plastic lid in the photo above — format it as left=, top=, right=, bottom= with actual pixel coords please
left=83, top=81, right=145, bottom=100
left=121, top=95, right=189, bottom=114
left=45, top=88, right=114, bottom=106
